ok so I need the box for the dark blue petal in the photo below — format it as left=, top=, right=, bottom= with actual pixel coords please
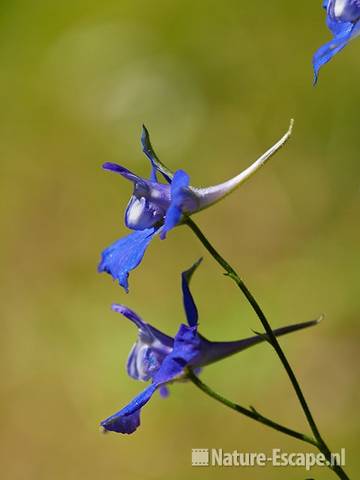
left=152, top=324, right=201, bottom=384
left=101, top=384, right=157, bottom=434
left=98, top=228, right=157, bottom=292
left=101, top=324, right=201, bottom=434
left=181, top=258, right=203, bottom=327
left=160, top=170, right=191, bottom=239
left=103, top=410, right=140, bottom=434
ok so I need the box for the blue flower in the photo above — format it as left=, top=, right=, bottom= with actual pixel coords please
left=101, top=259, right=318, bottom=434
left=99, top=122, right=293, bottom=292
left=313, top=0, right=360, bottom=83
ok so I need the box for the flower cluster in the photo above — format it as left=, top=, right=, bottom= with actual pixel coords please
left=98, top=127, right=317, bottom=435
left=93, top=7, right=353, bottom=479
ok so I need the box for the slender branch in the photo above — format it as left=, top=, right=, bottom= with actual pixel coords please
left=188, top=369, right=348, bottom=479
left=186, top=217, right=320, bottom=436
left=187, top=368, right=317, bottom=447
left=185, top=217, right=349, bottom=480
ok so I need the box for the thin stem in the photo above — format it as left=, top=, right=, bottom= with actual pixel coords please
left=187, top=369, right=317, bottom=447
left=188, top=369, right=348, bottom=479
left=186, top=217, right=349, bottom=480
left=186, top=217, right=320, bottom=435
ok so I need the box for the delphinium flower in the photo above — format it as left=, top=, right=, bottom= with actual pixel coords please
left=101, top=259, right=318, bottom=434
left=98, top=122, right=293, bottom=292
left=313, top=0, right=360, bottom=82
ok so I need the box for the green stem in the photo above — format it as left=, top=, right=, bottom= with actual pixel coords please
left=187, top=369, right=317, bottom=447
left=186, top=217, right=349, bottom=480
left=188, top=369, right=347, bottom=479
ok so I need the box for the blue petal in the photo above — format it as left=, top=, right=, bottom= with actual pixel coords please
left=101, top=384, right=157, bottom=434
left=181, top=259, right=202, bottom=327
left=101, top=324, right=201, bottom=434
left=103, top=162, right=145, bottom=185
left=160, top=170, right=191, bottom=240
left=111, top=304, right=174, bottom=348
left=326, top=12, right=353, bottom=36
left=314, top=0, right=360, bottom=83
left=313, top=21, right=355, bottom=83
left=103, top=410, right=140, bottom=434
left=98, top=228, right=157, bottom=292
left=111, top=304, right=152, bottom=334
left=127, top=343, right=165, bottom=381
left=152, top=324, right=201, bottom=385
left=111, top=304, right=173, bottom=381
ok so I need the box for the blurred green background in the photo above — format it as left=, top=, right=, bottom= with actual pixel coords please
left=1, top=1, right=359, bottom=478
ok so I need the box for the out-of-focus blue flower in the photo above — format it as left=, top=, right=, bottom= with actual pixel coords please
left=99, top=122, right=293, bottom=292
left=313, top=0, right=360, bottom=82
left=101, top=259, right=318, bottom=434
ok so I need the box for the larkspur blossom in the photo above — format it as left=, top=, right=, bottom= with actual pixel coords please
left=101, top=259, right=318, bottom=434
left=313, top=0, right=360, bottom=82
left=98, top=122, right=293, bottom=292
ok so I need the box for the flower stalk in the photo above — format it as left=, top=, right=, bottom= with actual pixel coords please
left=186, top=368, right=317, bottom=447
left=186, top=217, right=349, bottom=480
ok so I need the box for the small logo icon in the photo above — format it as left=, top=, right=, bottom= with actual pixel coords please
left=192, top=449, right=209, bottom=466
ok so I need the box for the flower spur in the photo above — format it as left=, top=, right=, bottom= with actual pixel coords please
left=98, top=121, right=293, bottom=292
left=101, top=259, right=319, bottom=434
left=313, top=0, right=360, bottom=82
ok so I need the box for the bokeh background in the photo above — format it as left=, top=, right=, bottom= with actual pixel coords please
left=1, top=1, right=359, bottom=478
